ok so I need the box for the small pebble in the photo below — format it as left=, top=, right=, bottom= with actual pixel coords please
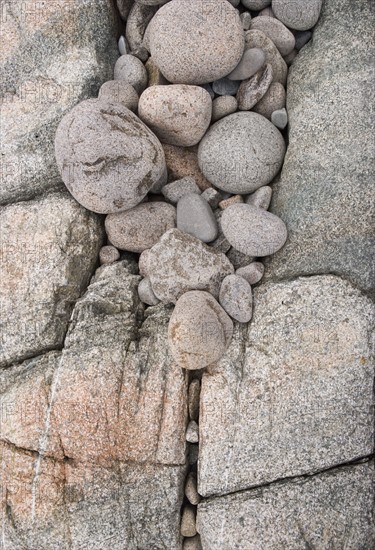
left=227, top=48, right=266, bottom=81
left=236, top=262, right=265, bottom=285
left=272, top=0, right=323, bottom=31
left=200, top=83, right=215, bottom=100
left=145, top=57, right=169, bottom=86
left=185, top=472, right=201, bottom=506
left=138, top=249, right=150, bottom=277
left=186, top=420, right=199, bottom=443
left=294, top=30, right=312, bottom=51
left=201, top=188, right=223, bottom=209
left=183, top=535, right=203, bottom=550
left=271, top=107, right=288, bottom=129
left=181, top=505, right=197, bottom=538
left=237, top=63, right=273, bottom=111
left=138, top=277, right=160, bottom=306
left=219, top=195, right=243, bottom=210
left=99, top=245, right=120, bottom=265
left=219, top=274, right=253, bottom=323
left=98, top=81, right=139, bottom=112
left=252, top=82, right=286, bottom=120
left=283, top=49, right=298, bottom=66
left=226, top=248, right=255, bottom=269
left=188, top=379, right=201, bottom=421
left=210, top=211, right=232, bottom=254
left=162, top=177, right=201, bottom=204
left=259, top=6, right=275, bottom=17
left=177, top=194, right=218, bottom=243
left=250, top=16, right=296, bottom=56
left=212, top=77, right=240, bottom=97
left=118, top=35, right=128, bottom=55
left=246, top=186, right=272, bottom=209
left=188, top=444, right=199, bottom=465
left=240, top=12, right=252, bottom=31
left=130, top=45, right=149, bottom=63
left=114, top=54, right=148, bottom=95
left=211, top=95, right=238, bottom=123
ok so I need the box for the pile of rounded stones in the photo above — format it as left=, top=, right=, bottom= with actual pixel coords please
left=55, top=0, right=322, bottom=374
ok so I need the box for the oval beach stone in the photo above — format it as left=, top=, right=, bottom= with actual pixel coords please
left=219, top=274, right=253, bottom=323
left=177, top=193, right=218, bottom=243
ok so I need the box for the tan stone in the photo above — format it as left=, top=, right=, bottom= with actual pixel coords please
left=163, top=144, right=211, bottom=191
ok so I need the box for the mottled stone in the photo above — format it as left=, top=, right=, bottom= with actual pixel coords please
left=163, top=144, right=211, bottom=191
left=188, top=379, right=201, bottom=421
left=236, top=262, right=264, bottom=285
left=55, top=99, right=166, bottom=214
left=252, top=82, right=286, bottom=119
left=219, top=274, right=253, bottom=323
left=113, top=54, right=148, bottom=94
left=237, top=63, right=273, bottom=110
left=197, top=463, right=374, bottom=549
left=145, top=56, right=169, bottom=86
left=98, top=80, right=139, bottom=112
left=148, top=229, right=234, bottom=303
left=148, top=0, right=245, bottom=84
left=201, top=188, right=223, bottom=209
left=99, top=245, right=120, bottom=265
left=240, top=12, right=252, bottom=31
left=245, top=186, right=272, bottom=209
left=177, top=194, right=218, bottom=243
left=198, top=276, right=374, bottom=496
left=126, top=2, right=158, bottom=53
left=212, top=96, right=238, bottom=123
left=138, top=85, right=212, bottom=146
left=138, top=277, right=160, bottom=305
left=221, top=203, right=287, bottom=257
left=162, top=177, right=201, bottom=204
left=198, top=112, right=286, bottom=194
left=250, top=16, right=295, bottom=56
left=266, top=0, right=375, bottom=294
left=245, top=29, right=288, bottom=85
left=273, top=0, right=323, bottom=31
left=219, top=195, right=243, bottom=210
left=168, top=291, right=233, bottom=370
left=105, top=202, right=176, bottom=253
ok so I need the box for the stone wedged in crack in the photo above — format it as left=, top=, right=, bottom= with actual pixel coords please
left=105, top=201, right=176, bottom=252
left=148, top=229, right=234, bottom=303
left=219, top=274, right=253, bottom=323
left=245, top=29, right=288, bottom=85
left=237, top=63, right=273, bottom=111
left=55, top=98, right=166, bottom=214
left=168, top=290, right=233, bottom=370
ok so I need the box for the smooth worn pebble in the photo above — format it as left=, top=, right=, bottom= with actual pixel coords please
left=250, top=16, right=295, bottom=56
left=138, top=277, right=160, bottom=306
left=259, top=6, right=275, bottom=17
left=186, top=420, right=199, bottom=443
left=240, top=12, right=252, bottom=31
left=138, top=85, right=212, bottom=147
left=252, top=81, right=286, bottom=119
left=177, top=193, right=218, bottom=243
left=227, top=48, right=266, bottom=81
left=55, top=99, right=166, bottom=214
left=271, top=107, right=288, bottom=129
left=105, top=202, right=176, bottom=252
left=226, top=248, right=255, bottom=269
left=148, top=0, right=244, bottom=84
left=221, top=203, right=288, bottom=257
left=246, top=186, right=272, bottom=209
left=181, top=505, right=197, bottom=537
left=113, top=54, right=148, bottom=94
left=148, top=229, right=234, bottom=303
left=295, top=30, right=313, bottom=50
left=212, top=77, right=241, bottom=97
left=201, top=188, right=223, bottom=209
left=163, top=144, right=211, bottom=191
left=162, top=177, right=201, bottom=204
left=245, top=30, right=288, bottom=86
left=237, top=63, right=273, bottom=110
left=183, top=536, right=203, bottom=550
left=211, top=96, right=238, bottom=123
left=236, top=261, right=265, bottom=285
left=168, top=290, right=233, bottom=370
left=219, top=274, right=253, bottom=323
left=219, top=195, right=243, bottom=210
left=99, top=245, right=120, bottom=265
left=98, top=81, right=139, bottom=112
left=138, top=249, right=151, bottom=277
left=118, top=35, right=128, bottom=55
left=145, top=57, right=169, bottom=86
left=198, top=112, right=286, bottom=194
left=185, top=472, right=201, bottom=506
left=188, top=379, right=201, bottom=421
left=272, top=0, right=323, bottom=31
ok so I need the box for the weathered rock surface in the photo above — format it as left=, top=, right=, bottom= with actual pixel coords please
left=266, top=0, right=375, bottom=295
left=0, top=193, right=102, bottom=367
left=55, top=99, right=166, bottom=214
left=197, top=462, right=374, bottom=549
left=148, top=229, right=234, bottom=303
left=0, top=0, right=118, bottom=205
left=198, top=276, right=374, bottom=497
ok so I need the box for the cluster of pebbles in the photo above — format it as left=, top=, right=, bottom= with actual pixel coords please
left=55, top=0, right=322, bottom=546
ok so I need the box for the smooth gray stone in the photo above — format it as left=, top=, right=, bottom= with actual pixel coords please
left=227, top=48, right=266, bottom=81
left=113, top=54, right=148, bottom=94
left=162, top=177, right=201, bottom=204
left=266, top=0, right=375, bottom=294
left=138, top=277, right=160, bottom=305
left=211, top=95, right=238, bottom=123
left=245, top=186, right=272, bottom=209
left=295, top=30, right=313, bottom=50
left=212, top=77, right=240, bottom=96
left=118, top=35, right=128, bottom=55
left=221, top=203, right=287, bottom=257
left=177, top=193, right=218, bottom=243
left=219, top=274, right=253, bottom=323
left=236, top=261, right=264, bottom=285
left=271, top=107, right=288, bottom=129
left=272, top=0, right=323, bottom=31
left=250, top=15, right=296, bottom=56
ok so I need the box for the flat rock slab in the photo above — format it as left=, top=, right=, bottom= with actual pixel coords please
left=197, top=462, right=374, bottom=549
left=0, top=192, right=102, bottom=367
left=198, top=276, right=374, bottom=497
left=265, top=0, right=375, bottom=295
